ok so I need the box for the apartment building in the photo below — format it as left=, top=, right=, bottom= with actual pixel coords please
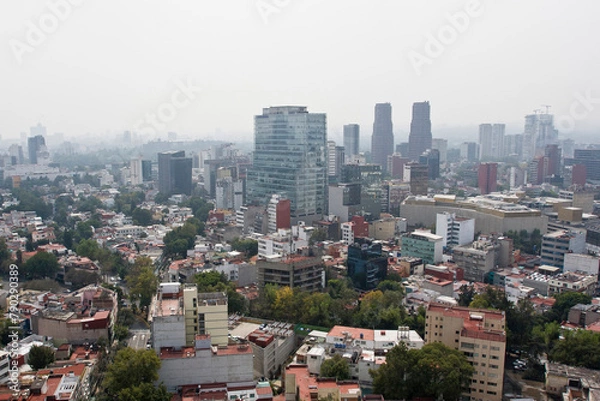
left=425, top=304, right=506, bottom=401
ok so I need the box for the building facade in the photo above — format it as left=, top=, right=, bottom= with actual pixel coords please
left=425, top=304, right=506, bottom=401
left=371, top=103, right=394, bottom=172
left=408, top=101, right=432, bottom=161
left=343, top=124, right=360, bottom=162
left=246, top=106, right=327, bottom=224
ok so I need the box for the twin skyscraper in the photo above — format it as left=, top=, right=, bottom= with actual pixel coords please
left=371, top=101, right=433, bottom=171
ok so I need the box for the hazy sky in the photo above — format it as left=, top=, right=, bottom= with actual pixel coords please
left=1, top=0, right=599, bottom=146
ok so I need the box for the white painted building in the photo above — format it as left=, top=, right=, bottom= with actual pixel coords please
left=564, top=253, right=600, bottom=276
left=435, top=212, right=475, bottom=247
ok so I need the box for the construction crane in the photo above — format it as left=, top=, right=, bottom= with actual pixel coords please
left=541, top=104, right=551, bottom=114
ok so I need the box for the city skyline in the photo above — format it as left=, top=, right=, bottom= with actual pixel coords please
left=1, top=1, right=599, bottom=143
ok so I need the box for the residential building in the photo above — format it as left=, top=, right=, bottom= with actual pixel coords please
left=452, top=238, right=501, bottom=283
left=371, top=103, right=394, bottom=172
left=563, top=253, right=600, bottom=276
left=540, top=229, right=586, bottom=268
left=267, top=194, right=291, bottom=234
left=246, top=106, right=327, bottom=224
left=522, top=111, right=558, bottom=161
left=283, top=364, right=361, bottom=401
left=30, top=285, right=117, bottom=344
left=460, top=142, right=478, bottom=162
left=478, top=163, right=497, bottom=195
left=151, top=283, right=228, bottom=348
left=425, top=303, right=506, bottom=401
left=408, top=101, right=432, bottom=161
left=435, top=212, right=475, bottom=247
left=247, top=322, right=296, bottom=379
left=256, top=255, right=324, bottom=291
left=327, top=142, right=345, bottom=184
left=400, top=230, right=443, bottom=265
left=478, top=124, right=505, bottom=161
left=387, top=154, right=410, bottom=180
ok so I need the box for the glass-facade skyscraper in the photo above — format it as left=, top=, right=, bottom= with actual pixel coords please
left=246, top=106, right=327, bottom=222
left=343, top=124, right=360, bottom=162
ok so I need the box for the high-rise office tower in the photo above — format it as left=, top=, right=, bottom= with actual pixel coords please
left=478, top=162, right=498, bottom=194
left=246, top=106, right=327, bottom=223
left=158, top=150, right=192, bottom=195
left=371, top=103, right=394, bottom=172
left=431, top=138, right=447, bottom=164
left=478, top=123, right=505, bottom=160
left=343, top=124, right=360, bottom=162
left=408, top=101, right=432, bottom=161
left=522, top=111, right=557, bottom=161
left=27, top=135, right=46, bottom=164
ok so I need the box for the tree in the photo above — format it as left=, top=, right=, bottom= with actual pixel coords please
left=28, top=345, right=55, bottom=370
left=132, top=208, right=154, bottom=226
left=118, top=382, right=171, bottom=401
left=309, top=228, right=327, bottom=245
left=22, top=252, right=59, bottom=280
left=231, top=238, right=259, bottom=258
left=548, top=292, right=592, bottom=323
left=320, top=354, right=350, bottom=380
left=371, top=342, right=474, bottom=401
left=126, top=257, right=158, bottom=309
left=104, top=348, right=162, bottom=396
left=548, top=330, right=600, bottom=369
left=76, top=239, right=101, bottom=260
left=457, top=284, right=475, bottom=307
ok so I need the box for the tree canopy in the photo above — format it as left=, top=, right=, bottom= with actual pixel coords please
left=320, top=354, right=350, bottom=380
left=103, top=348, right=162, bottom=396
left=370, top=342, right=474, bottom=401
left=22, top=251, right=59, bottom=280
left=28, top=345, right=56, bottom=370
